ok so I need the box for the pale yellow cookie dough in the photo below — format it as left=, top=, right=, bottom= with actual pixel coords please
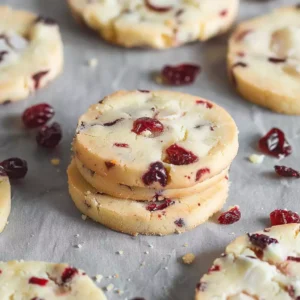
left=0, top=170, right=10, bottom=233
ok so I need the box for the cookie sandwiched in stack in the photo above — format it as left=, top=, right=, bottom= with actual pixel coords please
left=68, top=90, right=239, bottom=236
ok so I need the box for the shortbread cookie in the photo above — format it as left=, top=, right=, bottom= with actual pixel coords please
left=0, top=6, right=63, bottom=104
left=73, top=90, right=238, bottom=189
left=0, top=169, right=10, bottom=232
left=0, top=260, right=106, bottom=299
left=196, top=224, right=300, bottom=299
left=68, top=0, right=239, bottom=49
left=68, top=160, right=228, bottom=236
left=75, top=156, right=229, bottom=201
left=228, top=6, right=300, bottom=115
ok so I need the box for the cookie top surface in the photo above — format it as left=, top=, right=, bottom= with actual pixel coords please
left=196, top=224, right=300, bottom=299
left=68, top=0, right=239, bottom=48
left=0, top=260, right=106, bottom=299
left=74, top=90, right=238, bottom=189
left=228, top=6, right=300, bottom=112
left=0, top=6, right=63, bottom=103
left=0, top=169, right=10, bottom=233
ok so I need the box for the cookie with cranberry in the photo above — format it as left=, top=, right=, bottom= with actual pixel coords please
left=68, top=160, right=229, bottom=236
left=196, top=224, right=300, bottom=299
left=73, top=90, right=238, bottom=189
left=67, top=0, right=239, bottom=49
left=228, top=6, right=300, bottom=115
left=0, top=6, right=63, bottom=104
left=0, top=169, right=10, bottom=233
left=75, top=156, right=229, bottom=201
left=0, top=260, right=106, bottom=299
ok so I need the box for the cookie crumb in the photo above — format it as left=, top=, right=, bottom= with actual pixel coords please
left=88, top=58, right=98, bottom=68
left=140, top=261, right=145, bottom=267
left=51, top=158, right=60, bottom=166
left=163, top=266, right=168, bottom=270
left=127, top=278, right=131, bottom=282
left=115, top=289, right=124, bottom=295
left=144, top=251, right=149, bottom=255
left=81, top=214, right=87, bottom=221
left=148, top=244, right=154, bottom=248
left=113, top=274, right=119, bottom=278
left=105, top=283, right=114, bottom=292
left=74, top=234, right=79, bottom=238
left=249, top=154, right=265, bottom=164
left=182, top=253, right=195, bottom=265
left=74, top=244, right=82, bottom=249
left=117, top=250, right=124, bottom=255
left=95, top=274, right=103, bottom=283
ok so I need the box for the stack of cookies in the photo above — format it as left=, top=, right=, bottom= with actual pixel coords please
left=68, top=90, right=239, bottom=236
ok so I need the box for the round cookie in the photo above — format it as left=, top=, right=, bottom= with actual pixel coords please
left=68, top=160, right=229, bottom=236
left=228, top=6, right=300, bottom=115
left=0, top=169, right=10, bottom=232
left=73, top=90, right=238, bottom=190
left=0, top=260, right=106, bottom=299
left=75, top=156, right=229, bottom=201
left=196, top=224, right=300, bottom=299
left=0, top=6, right=63, bottom=104
left=68, top=0, right=239, bottom=49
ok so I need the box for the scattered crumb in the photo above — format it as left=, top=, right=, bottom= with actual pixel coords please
left=88, top=58, right=98, bottom=68
left=229, top=232, right=235, bottom=236
left=113, top=274, right=119, bottom=278
left=50, top=158, right=60, bottom=166
left=117, top=250, right=124, bottom=255
left=95, top=274, right=103, bottom=283
left=74, top=234, right=79, bottom=238
left=107, top=275, right=112, bottom=279
left=163, top=266, right=168, bottom=270
left=155, top=74, right=163, bottom=84
left=105, top=283, right=114, bottom=292
left=183, top=243, right=188, bottom=247
left=127, top=278, right=131, bottom=282
left=144, top=251, right=149, bottom=255
left=148, top=244, right=154, bottom=248
left=140, top=261, right=145, bottom=267
left=248, top=154, right=265, bottom=164
left=115, top=289, right=124, bottom=295
left=6, top=221, right=9, bottom=225
left=74, top=244, right=82, bottom=249
left=81, top=214, right=87, bottom=221
left=182, top=253, right=196, bottom=265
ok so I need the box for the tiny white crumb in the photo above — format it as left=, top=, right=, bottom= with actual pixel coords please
left=148, top=244, right=154, bottom=248
left=95, top=274, right=103, bottom=283
left=74, top=234, right=79, bottom=238
left=105, top=283, right=114, bottom=292
left=117, top=250, right=124, bottom=255
left=107, top=275, right=112, bottom=279
left=144, top=251, right=149, bottom=255
left=183, top=243, right=188, bottom=247
left=182, top=253, right=196, bottom=265
left=163, top=266, right=168, bottom=270
left=113, top=274, right=119, bottom=278
left=249, top=154, right=265, bottom=164
left=88, top=58, right=98, bottom=68
left=81, top=214, right=87, bottom=221
left=229, top=232, right=235, bottom=236
left=74, top=244, right=82, bottom=249
left=127, top=278, right=131, bottom=282
left=50, top=158, right=60, bottom=166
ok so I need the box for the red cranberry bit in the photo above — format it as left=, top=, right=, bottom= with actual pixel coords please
left=0, top=158, right=28, bottom=179
left=145, top=0, right=172, bottom=12
left=196, top=100, right=213, bottom=109
left=105, top=161, right=115, bottom=170
left=114, top=143, right=129, bottom=148
left=248, top=233, right=278, bottom=249
left=287, top=256, right=300, bottom=262
left=208, top=265, right=221, bottom=273
left=174, top=218, right=185, bottom=228
left=258, top=128, right=292, bottom=158
left=61, top=267, right=78, bottom=283
left=268, top=57, right=286, bottom=63
left=218, top=206, right=241, bottom=225
left=146, top=198, right=175, bottom=211
left=195, top=168, right=210, bottom=181
left=237, top=51, right=245, bottom=57
left=103, top=118, right=124, bottom=126
left=274, top=166, right=300, bottom=178
left=235, top=29, right=252, bottom=42
left=22, top=103, right=55, bottom=128
left=196, top=282, right=207, bottom=292
left=36, top=122, right=62, bottom=148
left=32, top=71, right=49, bottom=90
left=219, top=9, right=228, bottom=17
left=142, top=161, right=168, bottom=187
left=160, top=64, right=201, bottom=86
left=270, top=209, right=300, bottom=226
left=166, top=144, right=198, bottom=165
left=29, top=277, right=48, bottom=286
left=132, top=117, right=164, bottom=136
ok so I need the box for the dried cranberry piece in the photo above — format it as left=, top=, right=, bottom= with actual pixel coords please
left=32, top=71, right=49, bottom=90
left=114, top=143, right=129, bottom=148
left=274, top=166, right=300, bottom=178
left=36, top=122, right=62, bottom=148
left=22, top=103, right=55, bottom=128
left=0, top=158, right=28, bottom=179
left=145, top=0, right=172, bottom=12
left=196, top=100, right=213, bottom=109
left=142, top=162, right=168, bottom=187
left=248, top=233, right=278, bottom=249
left=258, top=128, right=292, bottom=158
left=61, top=267, right=78, bottom=283
left=268, top=57, right=286, bottom=63
left=29, top=277, right=48, bottom=286
left=196, top=282, right=207, bottom=292
left=195, top=168, right=210, bottom=181
left=160, top=64, right=200, bottom=86
left=165, top=144, right=198, bottom=165
left=146, top=199, right=175, bottom=211
left=0, top=51, right=8, bottom=63
left=218, top=206, right=241, bottom=225
left=270, top=209, right=300, bottom=226
left=105, top=161, right=115, bottom=170
left=35, top=16, right=57, bottom=25
left=219, top=9, right=228, bottom=17
left=132, top=117, right=164, bottom=136
left=103, top=118, right=124, bottom=126
left=208, top=265, right=221, bottom=273
left=287, top=256, right=300, bottom=262
left=174, top=218, right=185, bottom=227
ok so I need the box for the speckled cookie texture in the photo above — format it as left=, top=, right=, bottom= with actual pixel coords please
left=195, top=224, right=300, bottom=299
left=0, top=169, right=10, bottom=233
left=0, top=6, right=63, bottom=104
left=0, top=260, right=106, bottom=299
left=68, top=160, right=229, bottom=236
left=228, top=5, right=300, bottom=115
left=68, top=0, right=239, bottom=49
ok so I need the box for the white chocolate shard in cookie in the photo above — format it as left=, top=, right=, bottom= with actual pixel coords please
left=68, top=160, right=229, bottom=236
left=0, top=260, right=106, bottom=299
left=0, top=169, right=11, bottom=233
left=228, top=6, right=300, bottom=115
left=68, top=0, right=239, bottom=49
left=0, top=6, right=63, bottom=104
left=196, top=224, right=300, bottom=299
left=73, top=90, right=238, bottom=190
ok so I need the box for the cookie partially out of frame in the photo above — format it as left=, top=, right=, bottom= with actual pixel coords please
left=68, top=0, right=239, bottom=49
left=0, top=6, right=63, bottom=104
left=0, top=169, right=10, bottom=233
left=228, top=6, right=300, bottom=115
